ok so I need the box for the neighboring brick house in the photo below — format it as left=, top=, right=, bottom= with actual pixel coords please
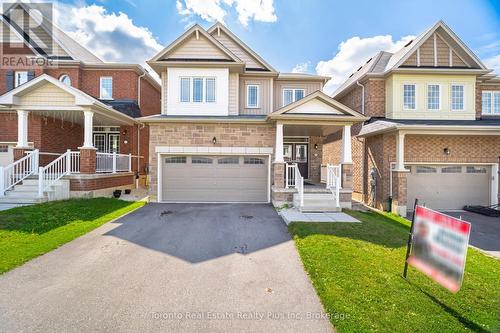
left=0, top=3, right=160, bottom=202
left=327, top=20, right=500, bottom=215
left=142, top=23, right=367, bottom=211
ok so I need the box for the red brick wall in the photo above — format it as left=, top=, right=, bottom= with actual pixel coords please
left=0, top=113, right=18, bottom=142
left=79, top=69, right=138, bottom=100
left=336, top=79, right=385, bottom=118
left=70, top=175, right=134, bottom=191
left=140, top=78, right=161, bottom=116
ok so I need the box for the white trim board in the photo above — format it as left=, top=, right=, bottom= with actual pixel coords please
left=155, top=146, right=274, bottom=154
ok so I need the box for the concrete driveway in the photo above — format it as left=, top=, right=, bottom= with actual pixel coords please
left=0, top=203, right=332, bottom=332
left=444, top=211, right=500, bottom=259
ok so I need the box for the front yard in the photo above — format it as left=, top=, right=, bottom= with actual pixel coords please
left=0, top=198, right=145, bottom=274
left=289, top=211, right=500, bottom=333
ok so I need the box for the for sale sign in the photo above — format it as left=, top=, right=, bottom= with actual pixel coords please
left=407, top=205, right=471, bottom=293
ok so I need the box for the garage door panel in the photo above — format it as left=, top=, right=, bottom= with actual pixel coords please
left=162, top=155, right=268, bottom=202
left=406, top=165, right=490, bottom=210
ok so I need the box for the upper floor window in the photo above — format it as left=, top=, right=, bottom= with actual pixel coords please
left=427, top=84, right=440, bottom=110
left=482, top=91, right=500, bottom=115
left=403, top=84, right=416, bottom=110
left=59, top=74, right=71, bottom=86
left=100, top=77, right=113, bottom=100
left=283, top=88, right=305, bottom=106
left=247, top=84, right=259, bottom=108
left=180, top=77, right=216, bottom=103
left=15, top=71, right=28, bottom=87
left=451, top=85, right=464, bottom=110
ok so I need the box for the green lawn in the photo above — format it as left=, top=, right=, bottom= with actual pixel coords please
left=0, top=198, right=145, bottom=274
left=289, top=211, right=500, bottom=333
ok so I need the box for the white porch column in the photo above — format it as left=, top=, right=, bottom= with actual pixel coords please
left=341, top=125, right=352, bottom=164
left=275, top=122, right=284, bottom=162
left=16, top=110, right=29, bottom=148
left=82, top=110, right=94, bottom=148
left=395, top=132, right=406, bottom=171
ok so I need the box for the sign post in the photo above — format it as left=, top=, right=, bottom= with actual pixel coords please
left=403, top=199, right=419, bottom=278
left=403, top=203, right=471, bottom=293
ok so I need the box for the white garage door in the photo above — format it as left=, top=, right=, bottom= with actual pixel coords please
left=0, top=144, right=14, bottom=166
left=406, top=164, right=491, bottom=211
left=161, top=155, right=269, bottom=202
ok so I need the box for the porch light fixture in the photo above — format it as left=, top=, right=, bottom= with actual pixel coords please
left=443, top=147, right=450, bottom=155
left=212, top=137, right=217, bottom=144
left=314, top=143, right=319, bottom=150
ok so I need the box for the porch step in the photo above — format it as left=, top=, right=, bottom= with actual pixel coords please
left=293, top=192, right=341, bottom=212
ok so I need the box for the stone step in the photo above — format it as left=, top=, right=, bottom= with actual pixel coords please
left=0, top=196, right=46, bottom=204
left=300, top=206, right=342, bottom=213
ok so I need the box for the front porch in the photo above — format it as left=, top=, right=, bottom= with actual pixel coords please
left=0, top=75, right=140, bottom=203
left=267, top=91, right=367, bottom=212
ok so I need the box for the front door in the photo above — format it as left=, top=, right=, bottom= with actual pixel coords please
left=283, top=142, right=309, bottom=179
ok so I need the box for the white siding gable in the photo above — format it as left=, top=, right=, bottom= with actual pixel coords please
left=166, top=34, right=231, bottom=60
left=286, top=99, right=344, bottom=115
left=166, top=68, right=229, bottom=116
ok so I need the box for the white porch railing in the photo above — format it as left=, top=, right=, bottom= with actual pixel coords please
left=38, top=150, right=80, bottom=197
left=96, top=152, right=132, bottom=173
left=285, top=163, right=304, bottom=208
left=326, top=164, right=342, bottom=208
left=0, top=149, right=39, bottom=197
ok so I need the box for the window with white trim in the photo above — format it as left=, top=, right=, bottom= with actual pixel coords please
left=180, top=78, right=190, bottom=102
left=482, top=91, right=500, bottom=115
left=246, top=84, right=259, bottom=108
left=451, top=85, right=464, bottom=110
left=427, top=84, right=440, bottom=110
left=180, top=77, right=216, bottom=103
left=15, top=71, right=28, bottom=87
left=282, top=88, right=305, bottom=106
left=205, top=78, right=216, bottom=103
left=100, top=77, right=113, bottom=100
left=403, top=84, right=416, bottom=110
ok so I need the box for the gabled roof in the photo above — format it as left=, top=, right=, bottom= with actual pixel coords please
left=333, top=20, right=491, bottom=98
left=0, top=74, right=136, bottom=123
left=1, top=2, right=103, bottom=63
left=150, top=24, right=242, bottom=63
left=207, top=22, right=276, bottom=73
left=268, top=90, right=367, bottom=121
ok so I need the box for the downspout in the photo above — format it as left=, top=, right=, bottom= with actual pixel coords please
left=136, top=122, right=145, bottom=189
left=356, top=81, right=365, bottom=114
left=137, top=70, right=147, bottom=108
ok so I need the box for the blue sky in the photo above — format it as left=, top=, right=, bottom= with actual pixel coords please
left=55, top=0, right=500, bottom=92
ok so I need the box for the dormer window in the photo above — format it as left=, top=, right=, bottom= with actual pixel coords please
left=180, top=77, right=216, bottom=103
left=283, top=88, right=305, bottom=106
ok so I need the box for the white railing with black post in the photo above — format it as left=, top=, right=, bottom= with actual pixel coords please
left=326, top=164, right=342, bottom=208
left=0, top=149, right=39, bottom=197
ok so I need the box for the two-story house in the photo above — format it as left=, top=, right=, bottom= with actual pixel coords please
left=0, top=2, right=160, bottom=203
left=327, top=20, right=500, bottom=215
left=142, top=23, right=367, bottom=210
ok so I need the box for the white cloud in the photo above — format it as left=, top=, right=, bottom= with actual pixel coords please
left=484, top=54, right=500, bottom=74
left=54, top=3, right=163, bottom=80
left=176, top=0, right=277, bottom=27
left=316, top=34, right=415, bottom=94
left=292, top=61, right=310, bottom=73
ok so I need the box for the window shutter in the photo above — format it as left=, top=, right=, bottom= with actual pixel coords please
left=5, top=71, right=14, bottom=92
left=27, top=70, right=35, bottom=81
